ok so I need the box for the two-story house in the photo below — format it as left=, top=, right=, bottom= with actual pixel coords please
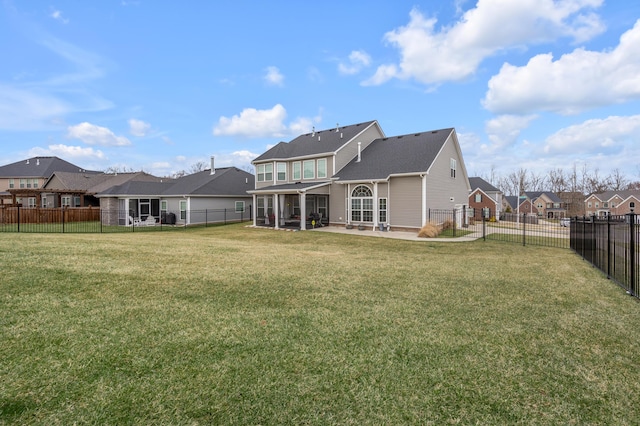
left=0, top=156, right=98, bottom=206
left=249, top=121, right=471, bottom=231
left=585, top=190, right=640, bottom=216
left=527, top=191, right=566, bottom=219
left=468, top=177, right=502, bottom=221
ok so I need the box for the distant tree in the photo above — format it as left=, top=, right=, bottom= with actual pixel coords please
left=105, top=165, right=136, bottom=174
left=608, top=168, right=628, bottom=191
left=528, top=171, right=546, bottom=192
left=188, top=161, right=208, bottom=174
left=548, top=168, right=567, bottom=193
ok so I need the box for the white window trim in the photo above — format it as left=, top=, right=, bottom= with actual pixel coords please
left=292, top=161, right=301, bottom=181
left=317, top=158, right=327, bottom=179
left=303, top=160, right=315, bottom=180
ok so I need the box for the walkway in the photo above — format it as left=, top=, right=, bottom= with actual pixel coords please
left=310, top=224, right=484, bottom=242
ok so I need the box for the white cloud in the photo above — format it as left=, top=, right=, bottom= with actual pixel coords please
left=485, top=114, right=537, bottom=150
left=50, top=9, right=69, bottom=24
left=483, top=19, right=640, bottom=115
left=28, top=144, right=105, bottom=160
left=128, top=118, right=151, bottom=136
left=364, top=1, right=604, bottom=86
left=212, top=104, right=289, bottom=138
left=338, top=50, right=372, bottom=75
left=264, top=66, right=284, bottom=87
left=544, top=115, right=640, bottom=154
left=67, top=122, right=131, bottom=146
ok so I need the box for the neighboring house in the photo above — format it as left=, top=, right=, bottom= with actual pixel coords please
left=585, top=190, right=640, bottom=216
left=468, top=177, right=502, bottom=220
left=526, top=191, right=566, bottom=219
left=249, top=121, right=471, bottom=231
left=0, top=156, right=99, bottom=206
left=42, top=171, right=163, bottom=208
left=96, top=160, right=254, bottom=226
left=503, top=196, right=537, bottom=217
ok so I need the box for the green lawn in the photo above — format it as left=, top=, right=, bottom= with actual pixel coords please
left=1, top=223, right=639, bottom=425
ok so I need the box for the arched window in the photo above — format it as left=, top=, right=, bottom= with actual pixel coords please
left=351, top=185, right=373, bottom=222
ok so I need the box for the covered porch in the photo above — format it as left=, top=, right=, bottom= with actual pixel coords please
left=249, top=182, right=330, bottom=230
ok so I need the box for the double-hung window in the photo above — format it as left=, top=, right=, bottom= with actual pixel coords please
left=450, top=159, right=457, bottom=178
left=256, top=163, right=274, bottom=182
left=317, top=158, right=327, bottom=179
left=277, top=163, right=286, bottom=181
left=379, top=198, right=387, bottom=223
left=303, top=160, right=314, bottom=179
left=292, top=162, right=301, bottom=180
left=235, top=201, right=245, bottom=213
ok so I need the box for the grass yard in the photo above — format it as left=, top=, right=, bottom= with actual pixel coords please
left=1, top=223, right=639, bottom=425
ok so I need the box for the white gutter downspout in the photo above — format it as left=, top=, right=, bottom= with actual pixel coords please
left=421, top=174, right=427, bottom=226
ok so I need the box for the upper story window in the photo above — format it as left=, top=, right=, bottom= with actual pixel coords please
left=20, top=179, right=26, bottom=189
left=317, top=159, right=327, bottom=179
left=603, top=202, right=608, bottom=208
left=276, top=163, right=286, bottom=181
left=8, top=179, right=14, bottom=189
left=303, top=160, right=314, bottom=179
left=33, top=179, right=38, bottom=189
left=256, top=163, right=273, bottom=182
left=292, top=162, right=301, bottom=181
left=588, top=202, right=592, bottom=208
left=475, top=193, right=482, bottom=203
left=595, top=202, right=599, bottom=208
left=450, top=158, right=456, bottom=178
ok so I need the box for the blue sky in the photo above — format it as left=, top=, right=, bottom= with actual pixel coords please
left=1, top=0, right=640, bottom=182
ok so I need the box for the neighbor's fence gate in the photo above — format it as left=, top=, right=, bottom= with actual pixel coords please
left=570, top=214, right=639, bottom=299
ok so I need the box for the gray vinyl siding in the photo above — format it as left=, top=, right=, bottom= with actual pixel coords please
left=329, top=183, right=347, bottom=224
left=334, top=124, right=384, bottom=173
left=425, top=136, right=470, bottom=210
left=389, top=176, right=423, bottom=228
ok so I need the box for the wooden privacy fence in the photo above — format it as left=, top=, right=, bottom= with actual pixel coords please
left=0, top=206, right=100, bottom=224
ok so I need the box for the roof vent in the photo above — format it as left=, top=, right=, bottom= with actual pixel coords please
left=312, top=126, right=315, bottom=137
left=336, top=123, right=339, bottom=132
left=340, top=133, right=343, bottom=139
left=318, top=135, right=321, bottom=141
left=26, top=159, right=29, bottom=164
left=357, top=142, right=361, bottom=162
left=36, top=159, right=40, bottom=166
left=210, top=156, right=215, bottom=175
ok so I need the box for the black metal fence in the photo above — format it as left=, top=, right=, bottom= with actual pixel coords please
left=481, top=213, right=569, bottom=248
left=0, top=206, right=251, bottom=233
left=427, top=208, right=472, bottom=238
left=570, top=214, right=639, bottom=298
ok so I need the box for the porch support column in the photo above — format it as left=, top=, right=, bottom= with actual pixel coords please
left=346, top=183, right=351, bottom=225
left=300, top=192, right=306, bottom=230
left=372, top=182, right=378, bottom=231
left=421, top=174, right=427, bottom=226
left=252, top=194, right=257, bottom=226
left=279, top=194, right=285, bottom=227
left=273, top=194, right=279, bottom=229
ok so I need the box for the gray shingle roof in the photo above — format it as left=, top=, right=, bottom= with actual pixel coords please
left=0, top=156, right=98, bottom=178
left=333, top=128, right=454, bottom=181
left=594, top=190, right=640, bottom=201
left=526, top=191, right=562, bottom=203
left=97, top=167, right=254, bottom=197
left=469, top=177, right=500, bottom=193
left=253, top=121, right=378, bottom=161
left=162, top=167, right=254, bottom=196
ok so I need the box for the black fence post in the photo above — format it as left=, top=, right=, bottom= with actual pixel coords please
left=522, top=213, right=526, bottom=246
left=62, top=206, right=65, bottom=233
left=452, top=208, right=457, bottom=237
left=629, top=212, right=636, bottom=296
left=224, top=208, right=227, bottom=225
left=607, top=214, right=612, bottom=279
left=17, top=205, right=20, bottom=233
left=482, top=215, right=486, bottom=241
